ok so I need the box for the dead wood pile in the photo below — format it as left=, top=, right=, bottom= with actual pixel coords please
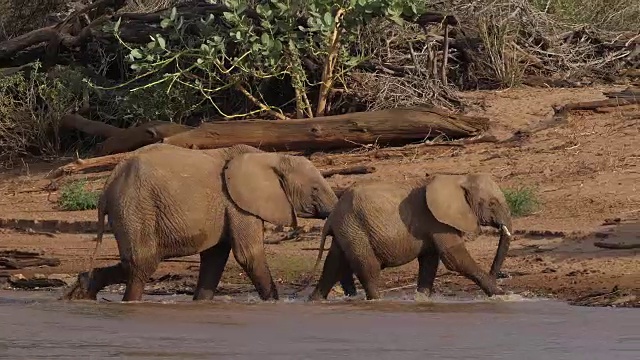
left=0, top=0, right=638, bottom=165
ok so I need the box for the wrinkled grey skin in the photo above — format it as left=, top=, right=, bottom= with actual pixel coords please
left=308, top=173, right=513, bottom=301
left=64, top=143, right=338, bottom=302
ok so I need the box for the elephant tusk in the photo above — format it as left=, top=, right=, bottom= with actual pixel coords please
left=500, top=224, right=511, bottom=237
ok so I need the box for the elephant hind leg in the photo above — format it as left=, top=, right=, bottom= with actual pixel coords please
left=350, top=257, right=382, bottom=300
left=193, top=240, right=232, bottom=301
left=309, top=241, right=351, bottom=301
left=433, top=233, right=504, bottom=297
left=121, top=257, right=160, bottom=302
left=64, top=264, right=127, bottom=300
left=416, top=250, right=439, bottom=296
left=340, top=236, right=382, bottom=300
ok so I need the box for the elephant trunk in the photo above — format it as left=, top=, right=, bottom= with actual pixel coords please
left=316, top=187, right=339, bottom=219
left=489, top=216, right=512, bottom=278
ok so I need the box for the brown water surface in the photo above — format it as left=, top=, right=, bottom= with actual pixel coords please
left=0, top=290, right=638, bottom=359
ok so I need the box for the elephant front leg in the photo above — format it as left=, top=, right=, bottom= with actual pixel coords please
left=416, top=251, right=439, bottom=296
left=229, top=214, right=278, bottom=301
left=339, top=266, right=358, bottom=297
left=193, top=241, right=232, bottom=301
left=433, top=233, right=505, bottom=297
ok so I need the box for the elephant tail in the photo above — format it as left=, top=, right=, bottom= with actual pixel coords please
left=291, top=220, right=332, bottom=295
left=311, top=220, right=332, bottom=277
left=87, top=193, right=107, bottom=276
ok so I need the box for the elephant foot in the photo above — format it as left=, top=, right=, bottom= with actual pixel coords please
left=416, top=287, right=435, bottom=297
left=61, top=272, right=97, bottom=301
left=307, top=289, right=326, bottom=301
left=491, top=285, right=507, bottom=297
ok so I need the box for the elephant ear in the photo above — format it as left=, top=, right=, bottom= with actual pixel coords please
left=224, top=153, right=297, bottom=227
left=425, top=175, right=479, bottom=234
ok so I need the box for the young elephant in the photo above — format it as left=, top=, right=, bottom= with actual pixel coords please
left=64, top=143, right=338, bottom=302
left=308, top=173, right=513, bottom=301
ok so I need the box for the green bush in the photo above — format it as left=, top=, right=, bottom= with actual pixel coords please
left=110, top=0, right=429, bottom=119
left=502, top=186, right=539, bottom=217
left=58, top=180, right=101, bottom=211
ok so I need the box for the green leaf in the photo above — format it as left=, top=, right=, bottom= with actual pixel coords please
left=389, top=15, right=404, bottom=26
left=237, top=3, right=247, bottom=14
left=130, top=49, right=143, bottom=59
left=272, top=39, right=283, bottom=53
left=261, top=32, right=270, bottom=45
left=324, top=12, right=333, bottom=26
left=113, top=17, right=122, bottom=33
left=147, top=41, right=156, bottom=50
left=235, top=31, right=243, bottom=40
left=197, top=58, right=204, bottom=64
left=170, top=7, right=177, bottom=21
left=256, top=4, right=267, bottom=16
left=201, top=44, right=210, bottom=52
left=223, top=12, right=235, bottom=22
left=157, top=35, right=166, bottom=50
left=130, top=63, right=140, bottom=70
left=160, top=18, right=172, bottom=28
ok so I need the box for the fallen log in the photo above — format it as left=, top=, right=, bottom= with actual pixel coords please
left=60, top=113, right=125, bottom=138
left=163, top=107, right=490, bottom=151
left=48, top=108, right=488, bottom=178
left=603, top=86, right=640, bottom=100
left=320, top=165, right=376, bottom=177
left=9, top=277, right=67, bottom=289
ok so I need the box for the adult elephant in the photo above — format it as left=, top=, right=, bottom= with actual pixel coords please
left=64, top=143, right=338, bottom=302
left=307, top=173, right=513, bottom=301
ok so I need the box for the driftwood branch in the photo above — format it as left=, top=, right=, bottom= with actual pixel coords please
left=0, top=257, right=61, bottom=269
left=0, top=0, right=126, bottom=60
left=0, top=250, right=61, bottom=270
left=553, top=87, right=640, bottom=120
left=593, top=241, right=640, bottom=250
left=48, top=153, right=377, bottom=180
left=48, top=152, right=133, bottom=179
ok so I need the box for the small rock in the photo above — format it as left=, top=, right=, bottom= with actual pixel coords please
left=9, top=273, right=26, bottom=282
left=542, top=267, right=557, bottom=273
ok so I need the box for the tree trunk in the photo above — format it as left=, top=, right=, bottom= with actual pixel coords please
left=60, top=114, right=124, bottom=138
left=163, top=107, right=490, bottom=152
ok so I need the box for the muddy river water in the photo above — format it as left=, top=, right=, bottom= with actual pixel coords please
left=0, top=290, right=638, bottom=359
